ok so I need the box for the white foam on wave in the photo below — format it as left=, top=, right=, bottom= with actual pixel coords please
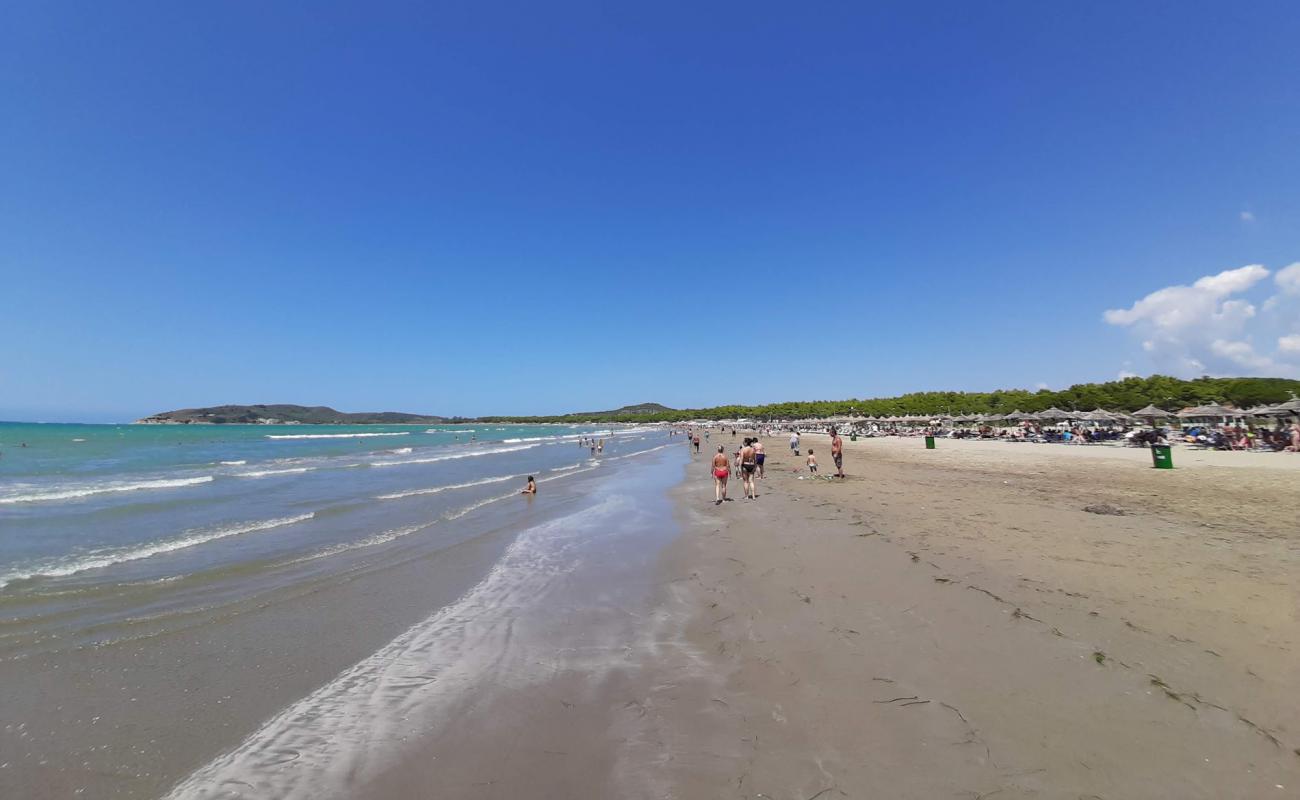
left=539, top=466, right=597, bottom=482
left=376, top=474, right=519, bottom=501
left=0, top=513, right=314, bottom=589
left=387, top=447, right=413, bottom=455
left=441, top=466, right=597, bottom=521
left=549, top=462, right=582, bottom=473
left=265, top=432, right=411, bottom=440
left=502, top=432, right=592, bottom=444
left=161, top=495, right=627, bottom=800
left=371, top=443, right=538, bottom=467
left=280, top=523, right=428, bottom=566
left=219, top=460, right=248, bottom=466
left=606, top=443, right=675, bottom=461
left=0, top=476, right=215, bottom=505
left=236, top=467, right=313, bottom=478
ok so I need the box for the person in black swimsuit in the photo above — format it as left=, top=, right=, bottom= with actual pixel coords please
left=739, top=438, right=758, bottom=499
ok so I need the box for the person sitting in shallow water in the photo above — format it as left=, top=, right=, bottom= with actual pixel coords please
left=521, top=476, right=536, bottom=495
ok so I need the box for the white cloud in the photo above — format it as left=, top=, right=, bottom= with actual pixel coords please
left=1209, top=339, right=1274, bottom=371
left=1104, top=263, right=1300, bottom=378
left=1275, top=262, right=1300, bottom=295
left=1034, top=382, right=1050, bottom=391
left=1102, top=265, right=1268, bottom=328
left=1280, top=334, right=1300, bottom=354
left=1117, top=370, right=1139, bottom=379
left=1240, top=211, right=1255, bottom=222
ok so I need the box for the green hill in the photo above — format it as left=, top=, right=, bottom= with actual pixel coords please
left=136, top=404, right=446, bottom=425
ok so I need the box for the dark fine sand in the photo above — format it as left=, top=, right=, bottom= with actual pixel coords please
left=362, top=434, right=1297, bottom=799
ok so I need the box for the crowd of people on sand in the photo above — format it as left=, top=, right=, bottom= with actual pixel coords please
left=669, top=411, right=1300, bottom=505
left=673, top=425, right=846, bottom=506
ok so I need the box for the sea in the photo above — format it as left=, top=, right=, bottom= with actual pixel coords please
left=0, top=421, right=687, bottom=798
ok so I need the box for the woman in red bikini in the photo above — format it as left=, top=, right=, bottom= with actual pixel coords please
left=711, top=445, right=730, bottom=505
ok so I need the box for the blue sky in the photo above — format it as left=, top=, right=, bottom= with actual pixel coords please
left=3, top=2, right=1299, bottom=421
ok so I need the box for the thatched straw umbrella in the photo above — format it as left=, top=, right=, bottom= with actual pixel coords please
left=1131, top=404, right=1172, bottom=421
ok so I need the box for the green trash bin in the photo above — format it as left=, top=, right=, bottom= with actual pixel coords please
left=924, top=435, right=936, bottom=450
left=1151, top=444, right=1173, bottom=469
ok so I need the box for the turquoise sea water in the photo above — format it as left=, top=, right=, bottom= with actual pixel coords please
left=0, top=421, right=669, bottom=642
left=0, top=420, right=687, bottom=798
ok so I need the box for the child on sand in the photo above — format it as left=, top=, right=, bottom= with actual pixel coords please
left=807, top=449, right=817, bottom=473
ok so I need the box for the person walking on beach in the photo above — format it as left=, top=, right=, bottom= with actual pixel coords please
left=789, top=430, right=800, bottom=456
left=739, top=438, right=758, bottom=499
left=693, top=433, right=701, bottom=454
left=807, top=449, right=818, bottom=473
left=753, top=437, right=766, bottom=479
left=711, top=445, right=730, bottom=504
left=830, top=427, right=844, bottom=478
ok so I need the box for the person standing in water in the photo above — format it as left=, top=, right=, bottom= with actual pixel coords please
left=711, top=445, right=730, bottom=505
left=830, top=427, right=844, bottom=478
left=692, top=433, right=701, bottom=454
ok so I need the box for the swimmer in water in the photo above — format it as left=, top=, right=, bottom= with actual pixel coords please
left=521, top=475, right=537, bottom=495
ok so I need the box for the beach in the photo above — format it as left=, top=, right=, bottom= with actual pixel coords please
left=638, top=432, right=1299, bottom=798
left=3, top=426, right=1297, bottom=798
left=351, top=433, right=1300, bottom=798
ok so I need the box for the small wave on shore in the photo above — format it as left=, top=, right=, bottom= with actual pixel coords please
left=371, top=443, right=538, bottom=467
left=0, top=513, right=315, bottom=589
left=280, top=523, right=429, bottom=566
left=0, top=476, right=215, bottom=505
left=235, top=467, right=314, bottom=478
left=265, top=432, right=411, bottom=440
left=376, top=474, right=519, bottom=500
left=161, top=494, right=632, bottom=799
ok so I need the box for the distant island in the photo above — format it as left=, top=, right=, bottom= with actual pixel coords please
left=134, top=402, right=677, bottom=425
left=136, top=405, right=448, bottom=425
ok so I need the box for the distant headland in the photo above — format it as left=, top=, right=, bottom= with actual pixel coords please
left=134, top=403, right=677, bottom=425
left=135, top=405, right=448, bottom=425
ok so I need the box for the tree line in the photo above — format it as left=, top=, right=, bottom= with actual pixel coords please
left=472, top=375, right=1300, bottom=423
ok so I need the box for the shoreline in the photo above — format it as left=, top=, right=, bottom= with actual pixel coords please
left=334, top=432, right=1300, bottom=797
